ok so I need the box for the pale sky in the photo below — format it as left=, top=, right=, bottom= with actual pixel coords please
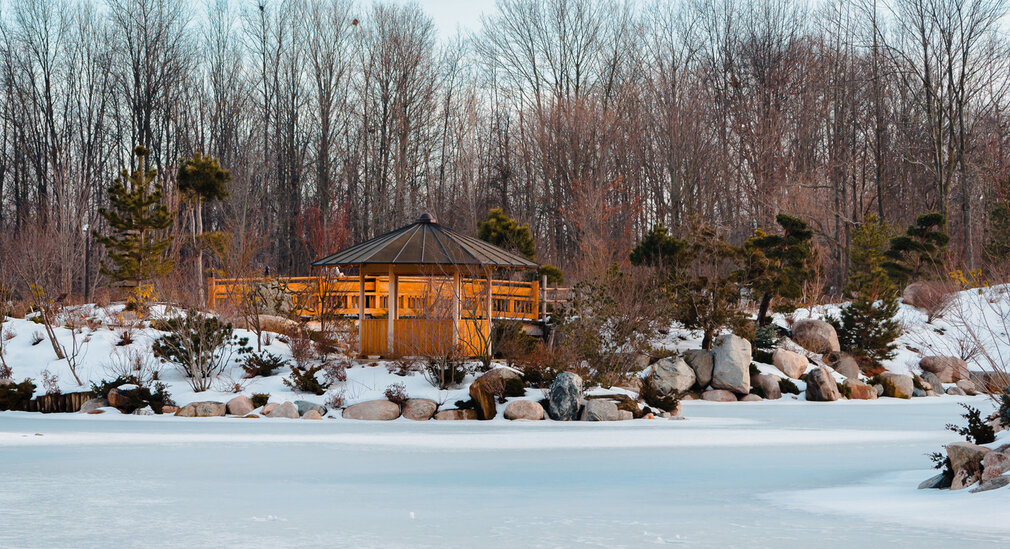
left=397, top=0, right=496, bottom=37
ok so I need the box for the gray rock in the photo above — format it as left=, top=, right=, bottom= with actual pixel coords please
left=503, top=400, right=545, bottom=421
left=920, top=372, right=944, bottom=395
left=880, top=373, right=914, bottom=399
left=401, top=398, right=437, bottom=421
left=805, top=366, right=841, bottom=402
left=341, top=400, right=400, bottom=421
left=294, top=400, right=327, bottom=417
left=580, top=399, right=620, bottom=421
left=752, top=373, right=782, bottom=400
left=903, top=280, right=949, bottom=309
left=683, top=349, right=714, bottom=388
left=548, top=372, right=584, bottom=421
left=791, top=319, right=840, bottom=354
left=873, top=384, right=884, bottom=397
left=648, top=357, right=696, bottom=396
left=946, top=386, right=966, bottom=396
left=618, top=410, right=634, bottom=420
left=970, top=476, right=1010, bottom=493
left=132, top=406, right=154, bottom=416
left=918, top=473, right=952, bottom=490
left=912, top=387, right=928, bottom=398
left=711, top=334, right=751, bottom=394
left=78, top=398, right=109, bottom=414
left=174, top=401, right=227, bottom=417
left=227, top=395, right=254, bottom=416
left=772, top=348, right=807, bottom=379
left=266, top=401, right=299, bottom=419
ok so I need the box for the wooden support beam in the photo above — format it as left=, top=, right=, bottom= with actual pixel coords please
left=358, top=267, right=365, bottom=357
left=485, top=270, right=493, bottom=358
left=388, top=267, right=397, bottom=356
left=452, top=270, right=460, bottom=348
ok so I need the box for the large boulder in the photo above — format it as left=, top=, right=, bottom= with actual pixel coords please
left=791, top=320, right=840, bottom=354
left=739, top=394, right=762, bottom=402
left=970, top=477, right=1010, bottom=493
left=844, top=379, right=876, bottom=400
left=469, top=367, right=525, bottom=420
left=301, top=410, right=322, bottom=420
left=902, top=280, right=950, bottom=309
left=504, top=400, right=545, bottom=421
left=751, top=374, right=782, bottom=400
left=433, top=409, right=478, bottom=420
left=548, top=372, right=583, bottom=421
left=956, top=379, right=978, bottom=395
left=295, top=400, right=327, bottom=417
left=772, top=349, right=807, bottom=379
left=78, top=398, right=109, bottom=414
left=920, top=356, right=969, bottom=383
left=946, top=386, right=966, bottom=396
left=175, top=401, right=227, bottom=417
left=341, top=400, right=400, bottom=421
left=227, top=395, right=255, bottom=416
left=711, top=334, right=751, bottom=394
left=683, top=349, right=714, bottom=388
left=982, top=450, right=1010, bottom=481
left=946, top=441, right=991, bottom=490
left=401, top=398, right=437, bottom=421
left=580, top=399, right=620, bottom=421
left=880, top=373, right=914, bottom=399
left=266, top=401, right=299, bottom=419
left=825, top=352, right=860, bottom=379
left=107, top=384, right=145, bottom=412
left=805, top=366, right=841, bottom=401
left=701, top=389, right=738, bottom=402
left=648, top=357, right=696, bottom=396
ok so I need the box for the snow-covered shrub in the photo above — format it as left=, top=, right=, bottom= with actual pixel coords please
left=946, top=403, right=996, bottom=445
left=322, top=359, right=348, bottom=385
left=384, top=382, right=409, bottom=407
left=0, top=379, right=36, bottom=410
left=324, top=389, right=346, bottom=409
left=283, top=363, right=330, bottom=395
left=151, top=311, right=250, bottom=392
left=90, top=376, right=176, bottom=413
left=241, top=351, right=288, bottom=378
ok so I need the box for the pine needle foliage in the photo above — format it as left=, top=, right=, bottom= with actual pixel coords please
left=882, top=212, right=949, bottom=286
left=743, top=213, right=817, bottom=325
left=94, top=146, right=174, bottom=285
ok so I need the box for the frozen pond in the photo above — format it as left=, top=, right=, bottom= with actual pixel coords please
left=2, top=397, right=1008, bottom=548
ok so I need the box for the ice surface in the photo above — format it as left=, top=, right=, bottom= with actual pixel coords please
left=2, top=397, right=1008, bottom=548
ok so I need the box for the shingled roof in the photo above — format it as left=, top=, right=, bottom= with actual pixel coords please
left=311, top=213, right=538, bottom=269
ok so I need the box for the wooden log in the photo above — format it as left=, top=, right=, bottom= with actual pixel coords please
left=27, top=391, right=95, bottom=413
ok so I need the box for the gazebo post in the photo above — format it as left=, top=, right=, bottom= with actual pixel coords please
left=358, top=266, right=365, bottom=357
left=485, top=269, right=493, bottom=358
left=388, top=265, right=397, bottom=356
left=452, top=269, right=460, bottom=350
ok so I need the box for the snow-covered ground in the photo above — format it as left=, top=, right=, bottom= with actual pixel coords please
left=1, top=397, right=1008, bottom=548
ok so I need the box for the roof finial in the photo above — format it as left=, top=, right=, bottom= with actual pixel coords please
left=417, top=212, right=437, bottom=224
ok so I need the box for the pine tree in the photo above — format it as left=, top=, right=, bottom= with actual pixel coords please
left=743, top=213, right=817, bottom=325
left=477, top=208, right=536, bottom=260
left=95, top=146, right=174, bottom=287
left=882, top=212, right=949, bottom=286
left=178, top=152, right=231, bottom=301
left=831, top=215, right=901, bottom=371
left=629, top=223, right=687, bottom=270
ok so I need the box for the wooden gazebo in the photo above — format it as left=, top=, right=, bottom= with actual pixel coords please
left=311, top=213, right=539, bottom=358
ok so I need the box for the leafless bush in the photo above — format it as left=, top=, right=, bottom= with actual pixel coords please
left=214, top=372, right=251, bottom=394
left=105, top=347, right=160, bottom=385
left=384, top=382, right=409, bottom=406
left=387, top=355, right=420, bottom=376
left=30, top=331, right=44, bottom=346
left=325, top=389, right=346, bottom=409
left=288, top=328, right=316, bottom=368
left=946, top=273, right=1010, bottom=401
left=41, top=369, right=61, bottom=396
left=322, top=359, right=348, bottom=385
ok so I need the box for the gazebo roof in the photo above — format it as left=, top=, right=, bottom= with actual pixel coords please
left=311, top=213, right=539, bottom=270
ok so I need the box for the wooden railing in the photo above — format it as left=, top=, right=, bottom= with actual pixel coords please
left=208, top=275, right=545, bottom=321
